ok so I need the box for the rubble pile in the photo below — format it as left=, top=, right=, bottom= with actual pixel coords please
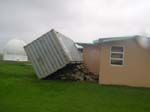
left=46, top=64, right=98, bottom=82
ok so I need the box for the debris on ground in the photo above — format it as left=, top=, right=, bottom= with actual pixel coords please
left=24, top=29, right=82, bottom=79
left=46, top=63, right=99, bottom=82
left=24, top=29, right=98, bottom=82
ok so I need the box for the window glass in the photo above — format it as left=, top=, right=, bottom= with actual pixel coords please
left=111, top=46, right=123, bottom=52
left=110, top=46, right=124, bottom=65
left=111, top=53, right=123, bottom=58
left=111, top=60, right=123, bottom=65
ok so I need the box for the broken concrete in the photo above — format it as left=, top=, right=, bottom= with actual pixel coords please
left=46, top=63, right=98, bottom=82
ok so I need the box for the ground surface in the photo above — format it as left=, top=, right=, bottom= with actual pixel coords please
left=0, top=61, right=150, bottom=112
left=0, top=54, right=3, bottom=60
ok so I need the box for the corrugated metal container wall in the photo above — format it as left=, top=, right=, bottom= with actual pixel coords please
left=24, top=29, right=82, bottom=79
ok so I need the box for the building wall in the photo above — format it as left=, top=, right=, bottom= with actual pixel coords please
left=99, top=39, right=150, bottom=87
left=83, top=45, right=101, bottom=75
left=3, top=54, right=28, bottom=61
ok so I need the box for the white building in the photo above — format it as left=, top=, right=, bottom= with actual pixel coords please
left=3, top=39, right=28, bottom=61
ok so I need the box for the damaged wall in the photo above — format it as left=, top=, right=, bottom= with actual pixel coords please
left=83, top=45, right=101, bottom=75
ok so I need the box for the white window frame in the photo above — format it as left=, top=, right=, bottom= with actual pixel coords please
left=110, top=46, right=125, bottom=66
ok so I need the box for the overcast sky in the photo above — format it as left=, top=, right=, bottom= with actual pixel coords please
left=0, top=0, right=150, bottom=52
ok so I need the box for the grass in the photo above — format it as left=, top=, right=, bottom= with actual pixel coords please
left=0, top=61, right=150, bottom=112
left=0, top=53, right=3, bottom=60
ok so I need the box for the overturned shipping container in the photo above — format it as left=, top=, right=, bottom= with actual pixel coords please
left=24, top=29, right=82, bottom=79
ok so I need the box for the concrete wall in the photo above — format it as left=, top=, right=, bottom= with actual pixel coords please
left=99, top=39, right=150, bottom=87
left=83, top=45, right=101, bottom=75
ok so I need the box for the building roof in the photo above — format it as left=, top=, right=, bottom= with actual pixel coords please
left=94, top=35, right=140, bottom=44
left=95, top=35, right=150, bottom=48
left=3, top=39, right=27, bottom=56
left=78, top=35, right=150, bottom=49
left=75, top=44, right=83, bottom=49
left=76, top=42, right=96, bottom=47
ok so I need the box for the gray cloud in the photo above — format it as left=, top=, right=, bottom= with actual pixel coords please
left=0, top=0, right=150, bottom=53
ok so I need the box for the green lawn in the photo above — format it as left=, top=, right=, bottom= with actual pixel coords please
left=0, top=61, right=150, bottom=112
left=0, top=54, right=3, bottom=60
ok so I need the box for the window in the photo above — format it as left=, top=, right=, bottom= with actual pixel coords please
left=110, top=46, right=124, bottom=65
